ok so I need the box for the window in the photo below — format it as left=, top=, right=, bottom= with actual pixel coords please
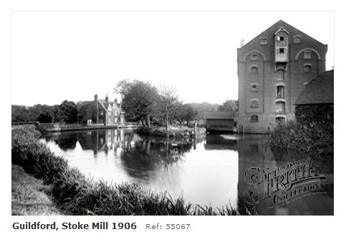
left=276, top=117, right=285, bottom=124
left=260, top=38, right=268, bottom=45
left=304, top=64, right=312, bottom=72
left=293, top=35, right=301, bottom=43
left=250, top=115, right=259, bottom=122
left=250, top=66, right=258, bottom=73
left=250, top=83, right=258, bottom=92
left=304, top=51, right=312, bottom=59
left=277, top=69, right=284, bottom=81
left=250, top=99, right=259, bottom=108
left=275, top=102, right=285, bottom=113
left=251, top=53, right=258, bottom=60
left=278, top=48, right=285, bottom=53
left=276, top=86, right=285, bottom=98
left=277, top=36, right=284, bottom=41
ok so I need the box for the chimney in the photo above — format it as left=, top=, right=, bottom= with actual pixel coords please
left=105, top=95, right=109, bottom=103
left=94, top=94, right=98, bottom=101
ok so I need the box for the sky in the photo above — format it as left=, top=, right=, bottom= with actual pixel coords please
left=11, top=11, right=334, bottom=106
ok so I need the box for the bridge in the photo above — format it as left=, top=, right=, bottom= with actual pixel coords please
left=204, top=112, right=238, bottom=133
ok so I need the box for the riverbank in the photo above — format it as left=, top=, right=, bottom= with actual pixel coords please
left=135, top=125, right=206, bottom=139
left=37, top=122, right=139, bottom=133
left=12, top=125, right=252, bottom=215
left=12, top=164, right=62, bottom=215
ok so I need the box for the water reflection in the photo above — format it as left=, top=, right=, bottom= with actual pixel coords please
left=41, top=129, right=333, bottom=214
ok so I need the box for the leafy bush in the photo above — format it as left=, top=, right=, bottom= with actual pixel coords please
left=268, top=119, right=333, bottom=155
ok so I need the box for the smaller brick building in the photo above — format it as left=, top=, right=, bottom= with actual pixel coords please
left=77, top=94, right=124, bottom=125
left=295, top=70, right=333, bottom=132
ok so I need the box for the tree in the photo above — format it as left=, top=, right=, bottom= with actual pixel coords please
left=37, top=112, right=54, bottom=123
left=115, top=79, right=158, bottom=127
left=188, top=102, right=219, bottom=123
left=174, top=103, right=198, bottom=126
left=58, top=100, right=78, bottom=123
left=153, top=85, right=180, bottom=130
left=218, top=100, right=239, bottom=112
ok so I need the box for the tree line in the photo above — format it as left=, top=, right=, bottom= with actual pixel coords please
left=12, top=100, right=78, bottom=123
left=12, top=80, right=238, bottom=126
left=115, top=79, right=238, bottom=129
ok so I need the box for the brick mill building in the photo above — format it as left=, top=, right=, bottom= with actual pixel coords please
left=237, top=20, right=328, bottom=133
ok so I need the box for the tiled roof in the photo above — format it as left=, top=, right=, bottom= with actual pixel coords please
left=239, top=20, right=326, bottom=50
left=295, top=70, right=334, bottom=105
left=204, top=111, right=236, bottom=119
left=97, top=100, right=107, bottom=112
left=77, top=101, right=92, bottom=116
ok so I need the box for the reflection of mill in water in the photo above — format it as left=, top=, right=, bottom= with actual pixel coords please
left=204, top=134, right=333, bottom=215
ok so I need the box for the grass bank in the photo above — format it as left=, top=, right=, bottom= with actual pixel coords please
left=12, top=125, right=251, bottom=215
left=12, top=164, right=62, bottom=215
left=267, top=120, right=333, bottom=156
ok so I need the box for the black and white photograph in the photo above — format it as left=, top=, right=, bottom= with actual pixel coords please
left=2, top=0, right=344, bottom=241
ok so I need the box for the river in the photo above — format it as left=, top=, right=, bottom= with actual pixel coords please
left=39, top=128, right=333, bottom=215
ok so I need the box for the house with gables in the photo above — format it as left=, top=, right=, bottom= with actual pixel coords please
left=77, top=94, right=124, bottom=125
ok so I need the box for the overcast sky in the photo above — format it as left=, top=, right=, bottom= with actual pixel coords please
left=11, top=11, right=334, bottom=106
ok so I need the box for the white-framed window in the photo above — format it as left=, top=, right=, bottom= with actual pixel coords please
left=277, top=36, right=284, bottom=41
left=278, top=48, right=285, bottom=54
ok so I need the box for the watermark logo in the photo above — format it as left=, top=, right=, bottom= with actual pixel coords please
left=243, top=158, right=326, bottom=207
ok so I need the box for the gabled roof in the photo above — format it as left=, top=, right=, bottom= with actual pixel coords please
left=239, top=19, right=326, bottom=50
left=295, top=70, right=334, bottom=105
left=205, top=111, right=236, bottom=119
left=77, top=100, right=109, bottom=117
left=97, top=100, right=108, bottom=112
left=77, top=101, right=92, bottom=116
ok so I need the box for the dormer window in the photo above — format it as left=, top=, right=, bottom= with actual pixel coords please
left=277, top=36, right=284, bottom=41
left=274, top=28, right=289, bottom=63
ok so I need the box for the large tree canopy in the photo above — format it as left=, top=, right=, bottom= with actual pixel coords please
left=115, top=79, right=158, bottom=126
